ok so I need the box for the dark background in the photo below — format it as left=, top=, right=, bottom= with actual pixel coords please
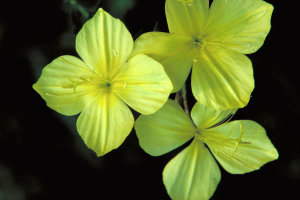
left=0, top=0, right=298, bottom=199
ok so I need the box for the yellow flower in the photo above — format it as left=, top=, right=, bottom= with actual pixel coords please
left=33, top=9, right=173, bottom=156
left=135, top=100, right=278, bottom=200
left=132, top=0, right=274, bottom=110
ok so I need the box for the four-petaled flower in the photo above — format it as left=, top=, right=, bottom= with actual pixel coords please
left=132, top=0, right=274, bottom=110
left=33, top=9, right=173, bottom=156
left=135, top=100, right=278, bottom=200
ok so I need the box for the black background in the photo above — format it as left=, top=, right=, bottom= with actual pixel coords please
left=0, top=0, right=298, bottom=199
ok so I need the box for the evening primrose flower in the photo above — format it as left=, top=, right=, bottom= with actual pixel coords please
left=135, top=100, right=278, bottom=200
left=132, top=0, right=274, bottom=110
left=33, top=9, right=172, bottom=156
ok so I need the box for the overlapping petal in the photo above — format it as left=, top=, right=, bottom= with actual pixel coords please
left=76, top=9, right=133, bottom=79
left=205, top=0, right=274, bottom=54
left=163, top=139, right=221, bottom=200
left=166, top=0, right=209, bottom=36
left=112, top=54, right=172, bottom=115
left=33, top=55, right=97, bottom=116
left=200, top=120, right=279, bottom=174
left=192, top=46, right=254, bottom=110
left=132, top=32, right=193, bottom=92
left=134, top=100, right=195, bottom=156
left=191, top=101, right=237, bottom=130
left=76, top=93, right=134, bottom=156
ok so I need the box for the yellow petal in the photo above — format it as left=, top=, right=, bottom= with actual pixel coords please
left=191, top=101, right=237, bottom=130
left=205, top=0, right=274, bottom=54
left=199, top=120, right=279, bottom=174
left=165, top=0, right=209, bottom=36
left=76, top=92, right=134, bottom=156
left=191, top=46, right=254, bottom=110
left=112, top=54, right=172, bottom=115
left=163, top=140, right=221, bottom=200
left=33, top=55, right=95, bottom=116
left=132, top=32, right=193, bottom=92
left=134, top=100, right=195, bottom=156
left=76, top=8, right=133, bottom=79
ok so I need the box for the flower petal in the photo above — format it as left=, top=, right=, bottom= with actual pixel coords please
left=132, top=32, right=193, bottom=92
left=205, top=0, right=274, bottom=54
left=200, top=120, right=279, bottom=174
left=33, top=55, right=95, bottom=116
left=134, top=100, right=195, bottom=156
left=191, top=46, right=254, bottom=110
left=76, top=8, right=133, bottom=79
left=165, top=0, right=209, bottom=36
left=163, top=139, right=221, bottom=200
left=112, top=54, right=172, bottom=115
left=191, top=101, right=237, bottom=130
left=76, top=92, right=134, bottom=156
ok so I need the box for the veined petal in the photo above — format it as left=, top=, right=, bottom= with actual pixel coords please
left=166, top=0, right=209, bottom=36
left=33, top=55, right=96, bottom=116
left=132, top=32, right=193, bottom=92
left=205, top=0, right=274, bottom=54
left=200, top=120, right=279, bottom=174
left=76, top=92, right=134, bottom=156
left=134, top=100, right=195, bottom=156
left=112, top=54, right=172, bottom=115
left=191, top=101, right=238, bottom=130
left=163, top=139, right=221, bottom=200
left=76, top=8, right=133, bottom=79
left=191, top=46, right=254, bottom=110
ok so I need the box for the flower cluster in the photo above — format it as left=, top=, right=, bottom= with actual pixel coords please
left=33, top=0, right=278, bottom=199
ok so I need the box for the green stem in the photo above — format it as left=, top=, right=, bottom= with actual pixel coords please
left=181, top=83, right=189, bottom=115
left=174, top=84, right=189, bottom=114
left=67, top=0, right=89, bottom=20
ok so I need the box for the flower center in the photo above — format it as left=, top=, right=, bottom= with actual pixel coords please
left=105, top=82, right=111, bottom=87
left=193, top=37, right=204, bottom=47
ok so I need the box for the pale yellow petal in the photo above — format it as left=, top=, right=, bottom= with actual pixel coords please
left=76, top=8, right=133, bottom=79
left=76, top=92, right=134, bottom=156
left=191, top=46, right=254, bottom=110
left=205, top=0, right=274, bottom=54
left=132, top=32, right=193, bottom=92
left=166, top=0, right=209, bottom=36
left=163, top=140, right=221, bottom=200
left=135, top=100, right=195, bottom=156
left=191, top=101, right=238, bottom=130
left=199, top=120, right=279, bottom=174
left=112, top=54, right=172, bottom=115
left=33, top=55, right=96, bottom=116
